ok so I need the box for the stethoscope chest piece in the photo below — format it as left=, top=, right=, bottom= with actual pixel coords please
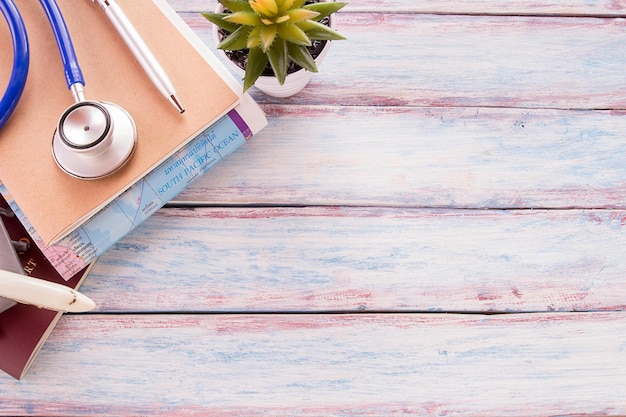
left=52, top=101, right=137, bottom=179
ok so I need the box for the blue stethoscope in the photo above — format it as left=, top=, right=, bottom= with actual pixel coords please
left=0, top=0, right=136, bottom=179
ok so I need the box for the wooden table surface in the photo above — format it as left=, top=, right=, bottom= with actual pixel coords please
left=3, top=0, right=626, bottom=415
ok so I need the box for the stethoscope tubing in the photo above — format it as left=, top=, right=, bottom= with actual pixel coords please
left=1, top=0, right=137, bottom=179
left=0, top=0, right=85, bottom=130
left=38, top=0, right=84, bottom=90
left=0, top=0, right=29, bottom=129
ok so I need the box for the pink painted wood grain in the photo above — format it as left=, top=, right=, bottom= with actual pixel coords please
left=3, top=3, right=625, bottom=416
left=173, top=106, right=626, bottom=208
left=182, top=11, right=626, bottom=109
left=81, top=206, right=626, bottom=313
left=1, top=313, right=623, bottom=416
left=169, top=0, right=626, bottom=15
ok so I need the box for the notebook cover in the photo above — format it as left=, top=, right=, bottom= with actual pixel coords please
left=0, top=0, right=239, bottom=244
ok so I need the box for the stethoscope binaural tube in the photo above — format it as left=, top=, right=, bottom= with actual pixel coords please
left=1, top=0, right=137, bottom=179
left=0, top=0, right=29, bottom=130
left=39, top=0, right=83, bottom=92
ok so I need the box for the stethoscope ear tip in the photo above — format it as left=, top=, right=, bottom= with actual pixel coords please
left=52, top=101, right=137, bottom=180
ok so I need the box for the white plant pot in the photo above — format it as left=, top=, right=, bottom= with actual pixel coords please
left=212, top=3, right=334, bottom=98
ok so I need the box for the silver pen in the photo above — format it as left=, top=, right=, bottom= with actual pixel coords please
left=93, top=0, right=185, bottom=113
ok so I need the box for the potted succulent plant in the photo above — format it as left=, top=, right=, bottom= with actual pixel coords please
left=202, top=0, right=347, bottom=97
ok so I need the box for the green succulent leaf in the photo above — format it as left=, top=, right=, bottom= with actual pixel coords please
left=247, top=26, right=263, bottom=49
left=298, top=19, right=346, bottom=40
left=288, top=43, right=318, bottom=72
left=218, top=0, right=253, bottom=13
left=243, top=47, right=269, bottom=92
left=286, top=8, right=320, bottom=23
left=249, top=0, right=279, bottom=17
left=200, top=12, right=240, bottom=32
left=224, top=11, right=262, bottom=26
left=302, top=2, right=348, bottom=20
left=217, top=25, right=251, bottom=50
left=277, top=23, right=311, bottom=46
left=276, top=0, right=296, bottom=14
left=267, top=38, right=289, bottom=85
left=259, top=23, right=278, bottom=51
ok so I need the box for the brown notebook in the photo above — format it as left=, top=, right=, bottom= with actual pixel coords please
left=0, top=0, right=239, bottom=244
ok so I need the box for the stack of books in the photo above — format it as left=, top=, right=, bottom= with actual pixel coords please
left=0, top=0, right=267, bottom=379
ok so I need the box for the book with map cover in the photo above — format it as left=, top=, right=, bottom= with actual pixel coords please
left=0, top=0, right=240, bottom=245
left=0, top=196, right=95, bottom=380
left=2, top=94, right=267, bottom=280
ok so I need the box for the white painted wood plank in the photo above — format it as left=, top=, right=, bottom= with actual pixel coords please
left=182, top=13, right=626, bottom=109
left=5, top=7, right=622, bottom=416
left=172, top=106, right=626, bottom=208
left=2, top=312, right=624, bottom=416
left=83, top=207, right=626, bottom=313
left=168, top=0, right=626, bottom=16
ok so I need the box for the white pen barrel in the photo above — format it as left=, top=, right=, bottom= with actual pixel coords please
left=0, top=269, right=95, bottom=313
